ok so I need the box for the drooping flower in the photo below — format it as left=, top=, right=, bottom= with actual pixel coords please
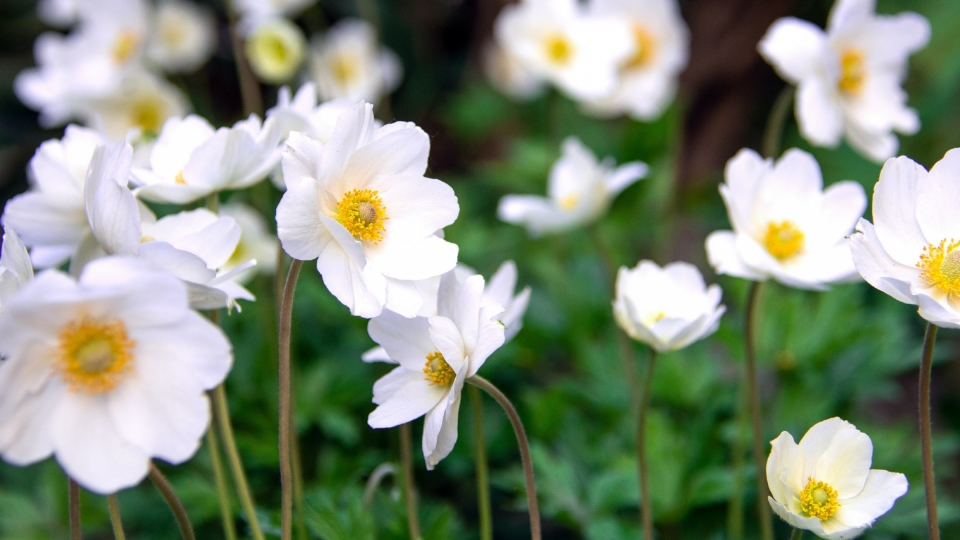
left=613, top=260, right=724, bottom=352
left=308, top=19, right=402, bottom=105
left=219, top=203, right=279, bottom=283
left=482, top=41, right=545, bottom=102
left=0, top=256, right=233, bottom=494
left=366, top=271, right=505, bottom=469
left=0, top=228, right=34, bottom=315
left=758, top=0, right=930, bottom=162
left=705, top=148, right=866, bottom=290
left=276, top=102, right=459, bottom=318
left=245, top=18, right=307, bottom=84
left=146, top=0, right=217, bottom=74
left=767, top=417, right=908, bottom=539
left=498, top=137, right=647, bottom=236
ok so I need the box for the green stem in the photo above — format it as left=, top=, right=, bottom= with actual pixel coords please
left=400, top=422, right=423, bottom=540
left=744, top=282, right=774, bottom=540
left=362, top=463, right=396, bottom=509
left=761, top=87, right=794, bottom=159
left=637, top=350, right=658, bottom=540
left=227, top=1, right=263, bottom=117
left=213, top=385, right=265, bottom=540
left=149, top=463, right=197, bottom=540
left=206, top=427, right=238, bottom=540
left=291, top=406, right=308, bottom=540
left=471, top=385, right=493, bottom=540
left=920, top=322, right=940, bottom=540
left=206, top=192, right=219, bottom=214
left=468, top=376, right=541, bottom=540
left=727, top=381, right=747, bottom=540
left=788, top=527, right=804, bottom=540
left=107, top=495, right=126, bottom=540
left=278, top=259, right=304, bottom=540
left=68, top=478, right=81, bottom=540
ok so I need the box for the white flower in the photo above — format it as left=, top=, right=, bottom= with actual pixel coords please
left=233, top=0, right=316, bottom=28
left=276, top=102, right=459, bottom=318
left=482, top=41, right=545, bottom=101
left=267, top=83, right=360, bottom=144
left=245, top=18, right=307, bottom=84
left=0, top=256, right=233, bottom=494
left=767, top=417, right=908, bottom=539
left=219, top=203, right=279, bottom=283
left=367, top=272, right=505, bottom=469
left=83, top=69, right=190, bottom=140
left=494, top=0, right=633, bottom=101
left=0, top=228, right=34, bottom=315
left=38, top=0, right=79, bottom=27
left=613, top=260, right=724, bottom=352
left=146, top=0, right=217, bottom=73
left=498, top=137, right=647, bottom=237
left=308, top=18, right=402, bottom=104
left=705, top=148, right=866, bottom=290
left=583, top=0, right=689, bottom=121
left=758, top=0, right=930, bottom=162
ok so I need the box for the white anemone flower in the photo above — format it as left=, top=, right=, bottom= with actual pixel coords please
left=767, top=417, right=908, bottom=539
left=38, top=0, right=79, bottom=27
left=614, top=260, right=725, bottom=352
left=0, top=256, right=232, bottom=494
left=276, top=102, right=459, bottom=318
left=482, top=41, right=545, bottom=102
left=83, top=69, right=190, bottom=141
left=267, top=83, right=359, bottom=143
left=494, top=0, right=633, bottom=101
left=584, top=0, right=689, bottom=121
left=367, top=272, right=505, bottom=469
left=146, top=0, right=217, bottom=74
left=309, top=19, right=403, bottom=105
left=0, top=228, right=34, bottom=315
left=233, top=0, right=316, bottom=28
left=245, top=18, right=307, bottom=84
left=219, top=203, right=279, bottom=283
left=758, top=0, right=930, bottom=162
left=498, top=137, right=647, bottom=237
left=705, top=148, right=866, bottom=290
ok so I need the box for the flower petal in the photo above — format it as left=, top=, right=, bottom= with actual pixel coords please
left=367, top=378, right=446, bottom=429
left=796, top=79, right=843, bottom=147
left=758, top=18, right=828, bottom=83
left=872, top=156, right=928, bottom=266
left=832, top=470, right=908, bottom=528
left=848, top=219, right=918, bottom=305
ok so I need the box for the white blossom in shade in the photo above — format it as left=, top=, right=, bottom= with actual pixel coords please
left=233, top=0, right=316, bottom=27
left=245, top=18, right=307, bottom=84
left=705, top=148, right=866, bottom=290
left=131, top=114, right=282, bottom=204
left=366, top=271, right=505, bottom=469
left=498, top=137, right=647, bottom=237
left=494, top=0, right=633, bottom=101
left=767, top=418, right=908, bottom=539
left=613, top=260, right=724, bottom=353
left=482, top=41, right=545, bottom=102
left=219, top=203, right=279, bottom=283
left=267, top=83, right=359, bottom=143
left=276, top=102, right=459, bottom=318
left=758, top=0, right=930, bottom=163
left=146, top=0, right=217, bottom=74
left=38, top=0, right=80, bottom=27
left=83, top=69, right=190, bottom=141
left=308, top=18, right=402, bottom=105
left=0, top=228, right=34, bottom=315
left=584, top=0, right=689, bottom=121
left=0, top=256, right=232, bottom=495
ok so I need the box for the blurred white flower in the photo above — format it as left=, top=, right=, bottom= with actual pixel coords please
left=245, top=18, right=307, bottom=84
left=84, top=69, right=190, bottom=140
left=308, top=18, right=402, bottom=105
left=614, top=260, right=724, bottom=352
left=0, top=228, right=34, bottom=315
left=366, top=271, right=505, bottom=469
left=0, top=256, right=232, bottom=495
left=758, top=0, right=930, bottom=162
left=233, top=0, right=316, bottom=28
left=494, top=0, right=633, bottom=101
left=482, top=41, right=545, bottom=101
left=219, top=203, right=279, bottom=283
left=498, top=137, right=647, bottom=236
left=767, top=417, right=908, bottom=539
left=146, top=0, right=217, bottom=73
left=267, top=83, right=360, bottom=143
left=37, top=0, right=79, bottom=27
left=706, top=148, right=866, bottom=290
left=276, top=102, right=459, bottom=318
left=584, top=0, right=689, bottom=121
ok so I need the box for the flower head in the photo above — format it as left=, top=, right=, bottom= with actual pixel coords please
left=482, top=41, right=545, bottom=102
left=83, top=69, right=190, bottom=140
left=146, top=0, right=217, bottom=73
left=267, top=83, right=361, bottom=145
left=246, top=18, right=307, bottom=84
left=308, top=19, right=402, bottom=105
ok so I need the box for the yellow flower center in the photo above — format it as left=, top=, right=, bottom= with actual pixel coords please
left=799, top=478, right=840, bottom=521
left=423, top=351, right=454, bottom=386
left=764, top=220, right=805, bottom=260
left=625, top=25, right=656, bottom=70
left=558, top=194, right=578, bottom=210
left=58, top=317, right=135, bottom=394
left=174, top=171, right=187, bottom=185
left=336, top=189, right=388, bottom=243
left=643, top=311, right=667, bottom=326
left=330, top=54, right=359, bottom=84
left=917, top=239, right=960, bottom=297
left=129, top=95, right=167, bottom=135
left=160, top=18, right=187, bottom=47
left=544, top=33, right=573, bottom=66
left=112, top=30, right=139, bottom=63
left=838, top=49, right=866, bottom=95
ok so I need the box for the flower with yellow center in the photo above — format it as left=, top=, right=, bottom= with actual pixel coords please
left=146, top=0, right=216, bottom=73
left=57, top=317, right=135, bottom=395
left=246, top=18, right=306, bottom=84
left=309, top=18, right=402, bottom=105
left=764, top=221, right=805, bottom=260
left=422, top=351, right=454, bottom=386
left=799, top=478, right=840, bottom=521
left=625, top=25, right=656, bottom=70
left=543, top=33, right=574, bottom=66
left=82, top=69, right=189, bottom=141
left=111, top=30, right=140, bottom=63
left=336, top=189, right=388, bottom=243
left=837, top=49, right=865, bottom=95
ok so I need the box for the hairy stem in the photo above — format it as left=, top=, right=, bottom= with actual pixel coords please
left=212, top=385, right=265, bottom=540
left=107, top=495, right=126, bottom=540
left=149, top=463, right=196, bottom=540
left=278, top=259, right=304, bottom=540
left=637, top=350, right=658, bottom=540
left=68, top=478, right=81, bottom=540
left=744, top=282, right=773, bottom=540
left=762, top=87, right=794, bottom=159
left=920, top=322, right=940, bottom=540
left=471, top=385, right=493, bottom=540
left=291, top=406, right=308, bottom=540
left=400, top=422, right=423, bottom=540
left=206, top=427, right=238, bottom=540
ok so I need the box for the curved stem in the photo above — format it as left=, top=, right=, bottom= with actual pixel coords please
left=362, top=463, right=396, bottom=509
left=400, top=422, right=423, bottom=540
left=68, top=478, right=81, bottom=540
left=637, top=350, right=658, bottom=540
left=468, top=376, right=540, bottom=540
left=149, top=463, right=196, bottom=540
left=920, top=322, right=940, bottom=540
left=788, top=527, right=804, bottom=540
left=206, top=427, right=238, bottom=540
left=744, top=282, right=774, bottom=540
left=761, top=87, right=794, bottom=159
left=279, top=259, right=304, bottom=540
left=471, top=385, right=493, bottom=540
left=107, top=495, right=126, bottom=540
left=212, top=385, right=265, bottom=540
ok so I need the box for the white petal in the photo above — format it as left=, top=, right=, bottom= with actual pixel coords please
left=813, top=426, right=873, bottom=499
left=916, top=149, right=960, bottom=247
left=705, top=231, right=767, bottom=281
left=832, top=470, right=908, bottom=528
left=721, top=148, right=770, bottom=234
left=872, top=156, right=929, bottom=266
left=767, top=431, right=805, bottom=505
left=84, top=143, right=140, bottom=256
left=769, top=497, right=828, bottom=536
left=131, top=310, right=233, bottom=391
left=1, top=227, right=34, bottom=284
left=276, top=177, right=329, bottom=261
left=758, top=18, right=828, bottom=83
left=469, top=305, right=506, bottom=376
left=2, top=193, right=86, bottom=253
left=423, top=366, right=465, bottom=470
left=280, top=132, right=323, bottom=188
left=827, top=0, right=874, bottom=33
left=0, top=379, right=62, bottom=465
left=383, top=277, right=424, bottom=319
left=497, top=195, right=577, bottom=237
left=605, top=161, right=648, bottom=196
left=368, top=310, right=435, bottom=371
left=848, top=220, right=918, bottom=305
left=375, top=175, right=459, bottom=241
left=915, top=294, right=960, bottom=329
left=428, top=315, right=467, bottom=373
left=365, top=235, right=458, bottom=281
left=341, top=124, right=429, bottom=189
left=361, top=346, right=396, bottom=364
left=798, top=418, right=857, bottom=476
left=367, top=378, right=446, bottom=429
left=316, top=214, right=385, bottom=318
left=371, top=366, right=420, bottom=405
left=796, top=79, right=843, bottom=147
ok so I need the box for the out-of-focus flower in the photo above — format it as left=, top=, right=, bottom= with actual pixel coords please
left=267, top=83, right=359, bottom=143
left=220, top=203, right=279, bottom=282
left=245, top=18, right=307, bottom=84
left=146, top=0, right=217, bottom=73
left=584, top=0, right=689, bottom=121
left=494, top=0, right=633, bottom=101
left=276, top=102, right=459, bottom=318
left=498, top=137, right=647, bottom=237
left=848, top=149, right=960, bottom=328
left=482, top=41, right=545, bottom=101
left=308, top=18, right=402, bottom=105
left=84, top=69, right=190, bottom=141
left=767, top=417, right=908, bottom=539
left=0, top=229, right=34, bottom=315
left=366, top=271, right=505, bottom=469
left=0, top=256, right=232, bottom=494
left=233, top=0, right=316, bottom=28
left=758, top=0, right=930, bottom=162
left=38, top=0, right=79, bottom=27
left=705, top=148, right=866, bottom=290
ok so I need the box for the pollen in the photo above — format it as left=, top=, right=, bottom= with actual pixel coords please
left=174, top=171, right=187, bottom=185
left=544, top=33, right=573, bottom=66
left=423, top=351, right=454, bottom=386
left=799, top=478, right=840, bottom=521
left=918, top=239, right=960, bottom=298
left=130, top=95, right=166, bottom=135
left=58, top=316, right=135, bottom=394
left=838, top=49, right=866, bottom=95
left=336, top=189, right=388, bottom=243
left=330, top=54, right=359, bottom=84
left=625, top=25, right=656, bottom=70
left=764, top=220, right=805, bottom=260
left=112, top=30, right=139, bottom=63
left=558, top=194, right=579, bottom=210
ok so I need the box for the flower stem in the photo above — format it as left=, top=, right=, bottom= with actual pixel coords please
left=68, top=478, right=81, bottom=540
left=227, top=1, right=263, bottom=117
left=278, top=259, right=304, bottom=540
left=920, top=322, right=940, bottom=540
left=291, top=412, right=308, bottom=540
left=149, top=463, right=196, bottom=540
left=637, top=350, right=658, bottom=540
left=761, top=86, right=794, bottom=159
left=471, top=385, right=493, bottom=540
left=399, top=422, right=423, bottom=540
left=788, top=527, right=804, bottom=540
left=727, top=383, right=747, bottom=540
left=107, top=495, right=126, bottom=540
left=206, top=427, right=239, bottom=540
left=744, top=281, right=773, bottom=540
left=212, top=385, right=265, bottom=540
left=362, top=463, right=396, bottom=508
left=468, top=376, right=541, bottom=540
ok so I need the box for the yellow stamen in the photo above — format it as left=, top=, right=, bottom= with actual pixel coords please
left=838, top=49, right=866, bottom=95
left=558, top=194, right=578, bottom=210
left=918, top=239, right=960, bottom=298
left=625, top=25, right=656, bottom=70
left=174, top=171, right=187, bottom=185
left=764, top=221, right=805, bottom=260
left=644, top=311, right=667, bottom=326
left=336, top=189, right=388, bottom=243
left=112, top=30, right=139, bottom=63
left=544, top=33, right=573, bottom=66
left=330, top=54, right=359, bottom=84
left=58, top=316, right=135, bottom=394
left=799, top=478, right=840, bottom=521
left=129, top=95, right=166, bottom=135
left=423, top=351, right=454, bottom=386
